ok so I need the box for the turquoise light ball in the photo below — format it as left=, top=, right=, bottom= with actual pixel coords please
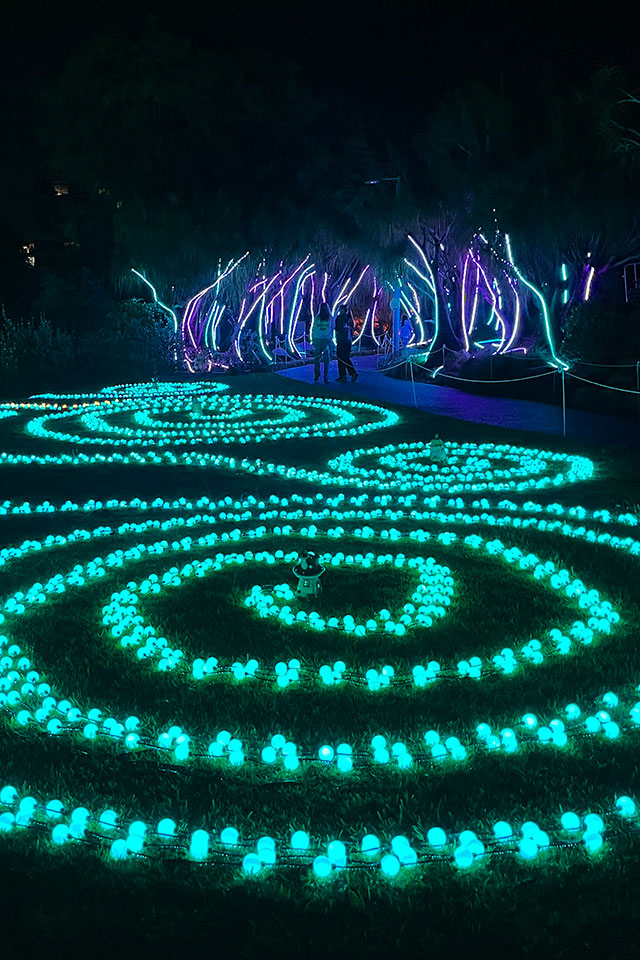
left=427, top=827, right=447, bottom=847
left=291, top=830, right=310, bottom=851
left=361, top=834, right=380, bottom=855
left=242, top=853, right=262, bottom=875
left=380, top=854, right=401, bottom=877
left=220, top=826, right=239, bottom=846
left=51, top=824, right=69, bottom=845
left=561, top=812, right=581, bottom=831
left=313, top=855, right=332, bottom=878
left=454, top=847, right=473, bottom=869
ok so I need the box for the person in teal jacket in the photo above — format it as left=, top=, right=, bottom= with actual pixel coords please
left=312, top=302, right=332, bottom=382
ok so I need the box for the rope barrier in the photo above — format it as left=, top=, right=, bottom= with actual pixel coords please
left=574, top=359, right=640, bottom=368
left=413, top=366, right=557, bottom=385
left=566, top=372, right=640, bottom=396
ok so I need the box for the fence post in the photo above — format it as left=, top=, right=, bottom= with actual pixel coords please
left=410, top=358, right=418, bottom=408
left=561, top=370, right=566, bottom=437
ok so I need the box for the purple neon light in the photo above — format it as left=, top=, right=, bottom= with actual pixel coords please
left=583, top=265, right=595, bottom=301
left=501, top=274, right=521, bottom=354
left=236, top=272, right=282, bottom=362
left=470, top=255, right=508, bottom=354
left=460, top=252, right=471, bottom=352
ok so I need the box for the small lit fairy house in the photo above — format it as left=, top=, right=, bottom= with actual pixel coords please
left=293, top=551, right=325, bottom=598
left=429, top=434, right=446, bottom=464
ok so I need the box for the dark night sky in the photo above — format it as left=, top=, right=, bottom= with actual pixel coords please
left=3, top=0, right=640, bottom=105
left=1, top=0, right=639, bottom=217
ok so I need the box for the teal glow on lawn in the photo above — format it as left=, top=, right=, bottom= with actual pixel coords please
left=20, top=392, right=399, bottom=453
left=0, top=385, right=638, bottom=883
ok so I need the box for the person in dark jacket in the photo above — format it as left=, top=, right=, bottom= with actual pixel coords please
left=311, top=302, right=332, bottom=382
left=334, top=306, right=358, bottom=381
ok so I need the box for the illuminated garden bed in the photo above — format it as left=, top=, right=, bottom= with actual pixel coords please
left=0, top=382, right=639, bottom=888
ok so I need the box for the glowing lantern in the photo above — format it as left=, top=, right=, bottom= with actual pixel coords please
left=292, top=552, right=325, bottom=598
left=313, top=855, right=332, bottom=878
left=291, top=830, right=310, bottom=851
left=380, top=854, right=401, bottom=877
left=190, top=829, right=209, bottom=860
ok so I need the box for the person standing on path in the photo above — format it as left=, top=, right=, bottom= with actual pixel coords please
left=312, top=302, right=332, bottom=382
left=334, top=305, right=358, bottom=381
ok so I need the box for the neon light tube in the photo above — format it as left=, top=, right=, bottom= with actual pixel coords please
left=406, top=281, right=427, bottom=345
left=335, top=265, right=370, bottom=313
left=505, top=235, right=568, bottom=370
left=287, top=266, right=314, bottom=356
left=264, top=257, right=310, bottom=315
left=469, top=264, right=480, bottom=335
left=460, top=253, right=471, bottom=351
left=404, top=240, right=439, bottom=363
left=237, top=272, right=282, bottom=361
left=584, top=265, right=595, bottom=301
left=471, top=256, right=507, bottom=354
left=211, top=305, right=226, bottom=351
left=502, top=274, right=521, bottom=354
left=257, top=296, right=272, bottom=363
left=182, top=252, right=249, bottom=357
left=407, top=235, right=436, bottom=292
left=131, top=269, right=178, bottom=334
left=331, top=277, right=351, bottom=315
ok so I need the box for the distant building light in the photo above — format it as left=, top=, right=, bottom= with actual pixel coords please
left=53, top=182, right=69, bottom=196
left=22, top=242, right=35, bottom=267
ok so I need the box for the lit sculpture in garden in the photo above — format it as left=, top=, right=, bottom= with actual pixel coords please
left=428, top=434, right=446, bottom=463
left=130, top=225, right=583, bottom=375
left=292, top=551, right=325, bottom=598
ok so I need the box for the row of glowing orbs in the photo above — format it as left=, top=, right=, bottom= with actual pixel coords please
left=0, top=489, right=636, bottom=526
left=95, top=529, right=616, bottom=693
left=31, top=381, right=230, bottom=401
left=0, top=440, right=594, bottom=493
left=24, top=394, right=399, bottom=448
left=2, top=393, right=597, bottom=503
left=0, top=528, right=628, bottom=779
left=0, top=784, right=637, bottom=874
left=6, top=634, right=640, bottom=770
left=0, top=476, right=636, bottom=872
left=0, top=383, right=230, bottom=421
left=327, top=440, right=594, bottom=494
left=0, top=502, right=617, bottom=704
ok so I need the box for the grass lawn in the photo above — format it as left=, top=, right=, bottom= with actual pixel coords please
left=1, top=373, right=640, bottom=960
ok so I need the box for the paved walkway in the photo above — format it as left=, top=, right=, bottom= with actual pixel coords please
left=278, top=354, right=640, bottom=448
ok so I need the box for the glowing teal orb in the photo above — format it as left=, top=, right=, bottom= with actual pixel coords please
left=291, top=830, right=310, bottom=851
left=242, top=853, right=262, bottom=875
left=220, top=826, right=239, bottom=846
left=427, top=827, right=447, bottom=847
left=519, top=838, right=538, bottom=860
left=361, top=834, right=380, bottom=855
left=157, top=818, right=176, bottom=836
left=454, top=847, right=473, bottom=869
left=380, top=854, right=401, bottom=877
left=51, top=824, right=69, bottom=845
left=313, top=855, right=332, bottom=878
left=561, top=812, right=581, bottom=831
